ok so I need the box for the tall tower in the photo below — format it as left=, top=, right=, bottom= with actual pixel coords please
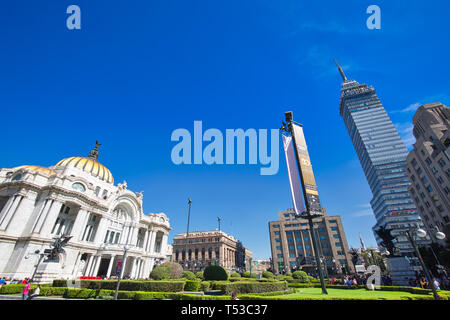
left=335, top=60, right=429, bottom=256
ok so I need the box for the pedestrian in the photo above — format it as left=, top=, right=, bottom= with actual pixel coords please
left=22, top=280, right=31, bottom=300
left=28, top=284, right=40, bottom=300
left=231, top=292, right=239, bottom=300
left=0, top=277, right=5, bottom=289
left=432, top=277, right=441, bottom=291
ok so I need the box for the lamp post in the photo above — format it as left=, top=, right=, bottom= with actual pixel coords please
left=184, top=198, right=192, bottom=270
left=30, top=250, right=45, bottom=282
left=114, top=244, right=129, bottom=300
left=281, top=111, right=328, bottom=294
left=403, top=224, right=446, bottom=300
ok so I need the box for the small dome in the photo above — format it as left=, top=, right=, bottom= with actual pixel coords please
left=55, top=156, right=114, bottom=184
left=15, top=165, right=56, bottom=176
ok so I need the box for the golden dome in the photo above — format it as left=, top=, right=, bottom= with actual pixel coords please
left=15, top=165, right=56, bottom=176
left=55, top=156, right=114, bottom=184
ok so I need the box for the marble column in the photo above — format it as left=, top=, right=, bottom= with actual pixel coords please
left=161, top=233, right=168, bottom=255
left=91, top=255, right=102, bottom=277
left=142, top=229, right=149, bottom=251
left=84, top=255, right=94, bottom=276
left=147, top=230, right=156, bottom=253
left=0, top=195, right=17, bottom=226
left=40, top=200, right=64, bottom=236
left=93, top=216, right=109, bottom=244
left=130, top=226, right=139, bottom=247
left=70, top=209, right=89, bottom=241
left=0, top=195, right=22, bottom=230
left=106, top=255, right=116, bottom=278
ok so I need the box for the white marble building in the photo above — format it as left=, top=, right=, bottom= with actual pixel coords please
left=0, top=143, right=171, bottom=282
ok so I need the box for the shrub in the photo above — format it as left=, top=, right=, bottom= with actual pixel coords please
left=53, top=280, right=185, bottom=292
left=204, top=266, right=229, bottom=281
left=214, top=281, right=288, bottom=295
left=64, top=288, right=97, bottom=299
left=284, top=276, right=294, bottom=281
left=285, top=272, right=292, bottom=277
left=262, top=271, right=274, bottom=279
left=200, top=281, right=210, bottom=291
left=292, top=271, right=309, bottom=282
left=184, top=280, right=201, bottom=291
left=243, top=272, right=258, bottom=278
left=150, top=262, right=184, bottom=280
left=182, top=271, right=196, bottom=280
left=195, top=272, right=204, bottom=280
left=230, top=272, right=241, bottom=278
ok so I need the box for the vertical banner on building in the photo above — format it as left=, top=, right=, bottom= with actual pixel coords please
left=291, top=124, right=322, bottom=215
left=282, top=134, right=305, bottom=216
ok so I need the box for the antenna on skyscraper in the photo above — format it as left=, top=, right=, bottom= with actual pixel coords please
left=334, top=59, right=348, bottom=82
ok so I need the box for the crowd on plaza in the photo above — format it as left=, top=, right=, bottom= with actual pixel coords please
left=408, top=273, right=450, bottom=290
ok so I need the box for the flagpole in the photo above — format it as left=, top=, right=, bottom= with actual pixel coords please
left=282, top=111, right=328, bottom=295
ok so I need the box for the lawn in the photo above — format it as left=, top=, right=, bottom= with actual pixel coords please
left=243, top=288, right=434, bottom=300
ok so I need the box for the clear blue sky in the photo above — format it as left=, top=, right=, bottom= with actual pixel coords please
left=1, top=1, right=449, bottom=259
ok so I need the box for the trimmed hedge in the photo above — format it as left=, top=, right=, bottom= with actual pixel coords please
left=262, top=271, right=274, bottom=279
left=53, top=279, right=186, bottom=292
left=213, top=281, right=288, bottom=295
left=200, top=281, right=210, bottom=291
left=230, top=272, right=241, bottom=278
left=184, top=280, right=201, bottom=291
left=203, top=266, right=228, bottom=281
left=195, top=272, right=204, bottom=280
left=182, top=271, right=196, bottom=280
left=292, top=270, right=309, bottom=282
left=243, top=272, right=258, bottom=278
left=150, top=261, right=184, bottom=280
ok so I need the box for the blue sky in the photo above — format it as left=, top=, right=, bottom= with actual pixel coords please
left=1, top=1, right=450, bottom=259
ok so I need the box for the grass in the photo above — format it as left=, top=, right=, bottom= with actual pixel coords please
left=241, top=288, right=434, bottom=300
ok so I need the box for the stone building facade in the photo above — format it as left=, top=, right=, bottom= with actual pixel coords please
left=406, top=102, right=450, bottom=244
left=0, top=144, right=171, bottom=282
left=172, top=230, right=252, bottom=273
left=268, top=209, right=354, bottom=275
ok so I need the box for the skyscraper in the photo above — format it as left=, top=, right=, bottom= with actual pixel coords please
left=405, top=102, right=450, bottom=244
left=335, top=60, right=429, bottom=256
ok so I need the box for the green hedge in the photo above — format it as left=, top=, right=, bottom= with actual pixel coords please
left=230, top=272, right=241, bottom=278
left=200, top=281, right=210, bottom=291
left=204, top=266, right=228, bottom=281
left=53, top=280, right=186, bottom=292
left=213, top=281, right=288, bottom=295
left=195, top=272, right=204, bottom=280
left=182, top=271, right=196, bottom=280
left=184, top=280, right=201, bottom=291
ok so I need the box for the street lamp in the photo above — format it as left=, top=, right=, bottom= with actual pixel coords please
left=404, top=224, right=446, bottom=300
left=114, top=244, right=129, bottom=300
left=184, top=198, right=192, bottom=270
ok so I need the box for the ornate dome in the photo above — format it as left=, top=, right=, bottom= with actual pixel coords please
left=54, top=142, right=114, bottom=184
left=15, top=165, right=56, bottom=176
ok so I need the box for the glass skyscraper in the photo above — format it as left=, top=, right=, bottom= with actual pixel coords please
left=335, top=61, right=429, bottom=255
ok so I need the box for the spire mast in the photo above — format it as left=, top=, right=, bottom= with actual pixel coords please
left=334, top=59, right=348, bottom=82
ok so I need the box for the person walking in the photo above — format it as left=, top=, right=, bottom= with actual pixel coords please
left=22, top=280, right=31, bottom=300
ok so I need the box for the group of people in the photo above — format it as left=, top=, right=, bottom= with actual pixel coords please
left=327, top=273, right=393, bottom=286
left=20, top=278, right=40, bottom=300
left=0, top=278, right=41, bottom=300
left=408, top=274, right=449, bottom=290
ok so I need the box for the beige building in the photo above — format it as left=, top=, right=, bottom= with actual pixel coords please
left=269, top=209, right=354, bottom=276
left=406, top=102, right=450, bottom=244
left=172, top=230, right=252, bottom=273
